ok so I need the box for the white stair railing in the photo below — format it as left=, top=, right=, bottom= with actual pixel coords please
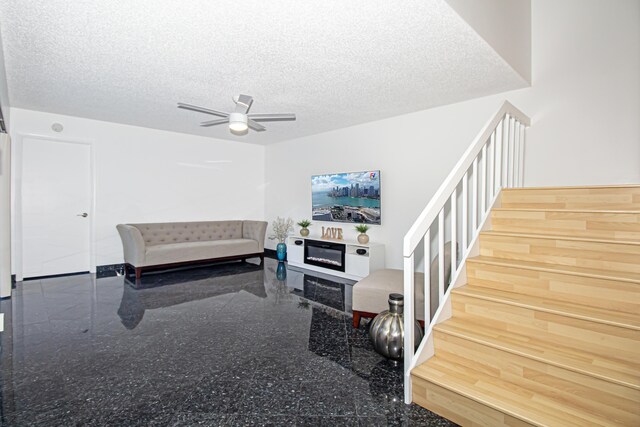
left=402, top=101, right=530, bottom=403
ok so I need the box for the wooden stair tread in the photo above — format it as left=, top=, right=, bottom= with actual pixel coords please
left=481, top=230, right=640, bottom=245
left=493, top=207, right=640, bottom=214
left=502, top=184, right=640, bottom=191
left=412, top=357, right=625, bottom=427
left=467, top=255, right=640, bottom=284
left=434, top=318, right=640, bottom=390
left=453, top=286, right=640, bottom=330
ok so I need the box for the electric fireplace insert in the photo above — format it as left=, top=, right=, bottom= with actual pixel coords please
left=304, top=239, right=346, bottom=272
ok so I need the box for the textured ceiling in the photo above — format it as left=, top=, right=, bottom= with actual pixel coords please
left=0, top=0, right=527, bottom=144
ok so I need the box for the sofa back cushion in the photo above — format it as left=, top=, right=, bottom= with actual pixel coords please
left=131, top=221, right=243, bottom=246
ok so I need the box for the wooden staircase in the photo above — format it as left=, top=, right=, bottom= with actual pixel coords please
left=411, top=186, right=640, bottom=427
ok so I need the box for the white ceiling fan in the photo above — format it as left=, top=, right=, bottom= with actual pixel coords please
left=178, top=94, right=296, bottom=134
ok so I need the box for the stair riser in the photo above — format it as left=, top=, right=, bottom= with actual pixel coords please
left=479, top=234, right=640, bottom=274
left=451, top=294, right=639, bottom=364
left=491, top=210, right=640, bottom=241
left=412, top=375, right=535, bottom=427
left=466, top=261, right=640, bottom=314
left=501, top=187, right=640, bottom=210
left=433, top=331, right=640, bottom=424
left=435, top=320, right=639, bottom=389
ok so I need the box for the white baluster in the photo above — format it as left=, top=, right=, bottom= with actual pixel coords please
left=423, top=229, right=431, bottom=323
left=403, top=253, right=415, bottom=404
left=503, top=114, right=510, bottom=187
left=488, top=131, right=495, bottom=201
left=472, top=157, right=478, bottom=235
left=495, top=119, right=503, bottom=192
left=438, top=209, right=445, bottom=304
left=514, top=121, right=520, bottom=188
left=519, top=125, right=526, bottom=187
left=451, top=190, right=457, bottom=275
left=462, top=171, right=468, bottom=252
left=509, top=116, right=515, bottom=187
left=481, top=144, right=487, bottom=216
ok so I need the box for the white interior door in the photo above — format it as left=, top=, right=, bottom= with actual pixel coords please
left=0, top=133, right=11, bottom=297
left=21, top=137, right=91, bottom=278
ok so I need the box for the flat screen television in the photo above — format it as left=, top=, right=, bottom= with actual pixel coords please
left=312, top=170, right=381, bottom=224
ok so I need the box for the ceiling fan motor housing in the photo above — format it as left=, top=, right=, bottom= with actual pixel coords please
left=228, top=112, right=248, bottom=132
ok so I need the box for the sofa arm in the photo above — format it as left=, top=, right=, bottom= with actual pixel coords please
left=242, top=221, right=268, bottom=252
left=116, top=224, right=146, bottom=267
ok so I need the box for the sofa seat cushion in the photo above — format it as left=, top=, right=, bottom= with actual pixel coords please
left=144, top=239, right=259, bottom=266
left=352, top=269, right=425, bottom=321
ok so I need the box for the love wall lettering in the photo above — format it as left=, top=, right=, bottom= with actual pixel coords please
left=321, top=226, right=343, bottom=240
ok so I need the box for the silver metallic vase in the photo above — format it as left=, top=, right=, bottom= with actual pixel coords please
left=369, top=293, right=423, bottom=361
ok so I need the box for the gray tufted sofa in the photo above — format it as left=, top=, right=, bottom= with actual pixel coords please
left=116, top=220, right=267, bottom=279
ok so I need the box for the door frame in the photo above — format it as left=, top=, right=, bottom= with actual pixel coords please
left=12, top=133, right=96, bottom=280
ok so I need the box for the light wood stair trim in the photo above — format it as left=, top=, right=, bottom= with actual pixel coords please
left=491, top=208, right=640, bottom=241
left=412, top=357, right=635, bottom=427
left=467, top=255, right=640, bottom=284
left=435, top=318, right=640, bottom=390
left=501, top=184, right=640, bottom=191
left=481, top=230, right=640, bottom=245
left=451, top=292, right=639, bottom=365
left=479, top=232, right=640, bottom=274
left=501, top=185, right=640, bottom=210
left=431, top=332, right=640, bottom=423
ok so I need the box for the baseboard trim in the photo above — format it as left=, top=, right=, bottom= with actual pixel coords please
left=264, top=248, right=285, bottom=261
left=22, top=271, right=90, bottom=281
left=96, top=263, right=125, bottom=278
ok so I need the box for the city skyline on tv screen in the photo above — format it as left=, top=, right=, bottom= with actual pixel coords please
left=311, top=170, right=381, bottom=225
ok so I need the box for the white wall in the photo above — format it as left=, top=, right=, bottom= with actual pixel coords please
left=10, top=108, right=265, bottom=270
left=265, top=98, right=503, bottom=267
left=0, top=25, right=9, bottom=130
left=0, top=134, right=11, bottom=296
left=445, top=0, right=531, bottom=83
left=265, top=0, right=640, bottom=269
left=511, top=0, right=640, bottom=187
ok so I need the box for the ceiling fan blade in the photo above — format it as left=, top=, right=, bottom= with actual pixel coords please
left=234, top=94, right=254, bottom=114
left=200, top=118, right=229, bottom=127
left=178, top=102, right=229, bottom=118
left=247, top=119, right=266, bottom=132
left=247, top=113, right=296, bottom=122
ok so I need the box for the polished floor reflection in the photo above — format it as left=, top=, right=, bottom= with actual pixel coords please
left=0, top=259, right=454, bottom=426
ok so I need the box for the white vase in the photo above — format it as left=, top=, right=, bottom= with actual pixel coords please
left=357, top=233, right=369, bottom=244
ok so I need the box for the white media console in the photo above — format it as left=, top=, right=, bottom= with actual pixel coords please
left=286, top=236, right=385, bottom=280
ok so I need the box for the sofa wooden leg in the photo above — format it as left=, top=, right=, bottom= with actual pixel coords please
left=259, top=254, right=264, bottom=265
left=352, top=311, right=361, bottom=329
left=135, top=267, right=142, bottom=280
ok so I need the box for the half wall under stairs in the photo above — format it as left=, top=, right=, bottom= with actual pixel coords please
left=411, top=185, right=640, bottom=426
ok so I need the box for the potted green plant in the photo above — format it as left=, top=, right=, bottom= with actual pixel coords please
left=297, top=219, right=312, bottom=237
left=355, top=224, right=370, bottom=244
left=269, top=217, right=294, bottom=261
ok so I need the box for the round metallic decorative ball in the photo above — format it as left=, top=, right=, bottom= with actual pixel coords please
left=369, top=293, right=423, bottom=361
left=356, top=248, right=367, bottom=255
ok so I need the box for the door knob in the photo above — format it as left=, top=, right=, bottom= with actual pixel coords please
left=77, top=212, right=88, bottom=218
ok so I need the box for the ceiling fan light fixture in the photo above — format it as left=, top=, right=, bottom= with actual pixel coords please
left=228, top=112, right=248, bottom=132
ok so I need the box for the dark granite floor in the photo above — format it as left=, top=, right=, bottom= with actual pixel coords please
left=0, top=258, right=455, bottom=426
